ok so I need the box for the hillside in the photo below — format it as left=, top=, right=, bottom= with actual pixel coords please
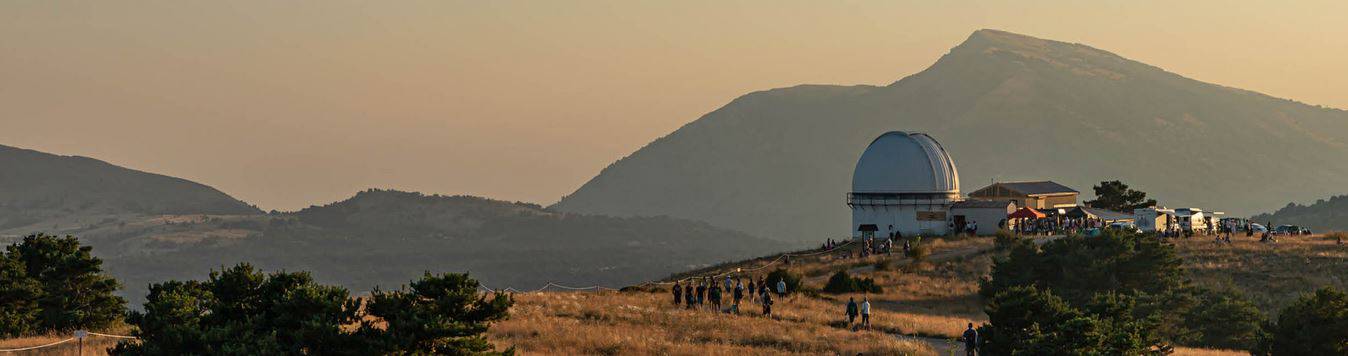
left=551, top=29, right=1348, bottom=242
left=0, top=144, right=259, bottom=230
left=27, top=189, right=786, bottom=305
left=1251, top=194, right=1348, bottom=232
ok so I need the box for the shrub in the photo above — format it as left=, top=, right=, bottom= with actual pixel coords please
left=764, top=268, right=802, bottom=295
left=1255, top=287, right=1348, bottom=355
left=822, top=271, right=883, bottom=294
left=0, top=234, right=125, bottom=335
left=873, top=259, right=892, bottom=271
left=904, top=243, right=931, bottom=262
left=993, top=229, right=1022, bottom=250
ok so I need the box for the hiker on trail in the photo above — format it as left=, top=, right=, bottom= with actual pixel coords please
left=709, top=282, right=723, bottom=312
left=672, top=282, right=683, bottom=306
left=963, top=323, right=979, bottom=356
left=684, top=283, right=695, bottom=309
left=761, top=289, right=774, bottom=316
left=733, top=279, right=745, bottom=313
left=846, top=297, right=859, bottom=326
left=776, top=278, right=787, bottom=298
left=903, top=240, right=911, bottom=256
left=696, top=280, right=707, bottom=307
left=748, top=278, right=757, bottom=303
left=860, top=297, right=871, bottom=328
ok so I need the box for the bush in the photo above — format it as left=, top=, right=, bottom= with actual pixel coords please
left=0, top=234, right=125, bottom=336
left=904, top=243, right=931, bottom=262
left=980, top=230, right=1182, bottom=306
left=764, top=268, right=802, bottom=295
left=114, top=264, right=513, bottom=355
left=873, top=259, right=893, bottom=271
left=1255, top=287, right=1348, bottom=355
left=993, top=229, right=1022, bottom=250
left=822, top=271, right=883, bottom=294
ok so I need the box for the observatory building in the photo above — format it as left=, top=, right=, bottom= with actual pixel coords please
left=847, top=131, right=960, bottom=239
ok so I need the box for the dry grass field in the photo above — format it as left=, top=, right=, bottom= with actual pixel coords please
left=489, top=291, right=934, bottom=355
left=1176, top=233, right=1348, bottom=314
left=0, top=328, right=131, bottom=356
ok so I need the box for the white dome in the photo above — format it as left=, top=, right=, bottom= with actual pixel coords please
left=851, top=131, right=959, bottom=194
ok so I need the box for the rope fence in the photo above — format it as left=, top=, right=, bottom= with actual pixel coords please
left=0, top=330, right=138, bottom=353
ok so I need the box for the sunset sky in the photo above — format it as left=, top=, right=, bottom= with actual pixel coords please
left=3, top=1, right=1346, bottom=211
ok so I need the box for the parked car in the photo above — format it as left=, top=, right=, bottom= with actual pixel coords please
left=1108, top=222, right=1142, bottom=233
left=1300, top=227, right=1313, bottom=235
left=1273, top=225, right=1303, bottom=235
left=1249, top=223, right=1268, bottom=233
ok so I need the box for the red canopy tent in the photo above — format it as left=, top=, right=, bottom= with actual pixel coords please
left=1008, top=207, right=1047, bottom=220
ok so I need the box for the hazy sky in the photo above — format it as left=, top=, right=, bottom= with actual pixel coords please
left=3, top=1, right=1346, bottom=211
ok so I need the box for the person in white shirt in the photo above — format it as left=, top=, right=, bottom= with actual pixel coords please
left=860, top=297, right=871, bottom=328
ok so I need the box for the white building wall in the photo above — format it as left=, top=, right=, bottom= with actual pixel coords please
left=949, top=207, right=1013, bottom=235
left=851, top=203, right=951, bottom=238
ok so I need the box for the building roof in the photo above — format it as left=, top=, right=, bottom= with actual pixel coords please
left=951, top=200, right=1015, bottom=209
left=988, top=181, right=1078, bottom=196
left=851, top=131, right=959, bottom=194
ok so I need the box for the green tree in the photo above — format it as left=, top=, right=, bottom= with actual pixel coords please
left=115, top=264, right=513, bottom=355
left=980, top=230, right=1183, bottom=306
left=362, top=272, right=514, bottom=355
left=1176, top=288, right=1265, bottom=350
left=5, top=234, right=125, bottom=332
left=979, top=286, right=1147, bottom=355
left=1256, top=287, right=1348, bottom=355
left=0, top=252, right=43, bottom=336
left=1084, top=180, right=1157, bottom=212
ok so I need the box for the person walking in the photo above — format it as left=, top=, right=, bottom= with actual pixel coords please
left=709, top=282, right=722, bottom=312
left=860, top=297, right=871, bottom=328
left=748, top=278, right=757, bottom=303
left=845, top=297, right=859, bottom=327
left=672, top=282, right=683, bottom=306
left=776, top=278, right=787, bottom=298
left=696, top=280, right=707, bottom=308
left=962, top=323, right=979, bottom=356
left=684, top=283, right=695, bottom=309
left=732, top=279, right=745, bottom=314
left=724, top=276, right=733, bottom=293
left=761, top=289, right=773, bottom=316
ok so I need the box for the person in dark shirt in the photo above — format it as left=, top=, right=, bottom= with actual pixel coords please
left=684, top=283, right=695, bottom=309
left=696, top=280, right=707, bottom=308
left=962, top=323, right=979, bottom=356
left=672, top=282, right=682, bottom=306
left=732, top=279, right=745, bottom=314
left=761, top=290, right=773, bottom=316
left=845, top=297, right=859, bottom=326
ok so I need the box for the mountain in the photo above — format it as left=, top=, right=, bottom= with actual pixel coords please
left=54, top=189, right=784, bottom=305
left=0, top=144, right=259, bottom=229
left=1251, top=194, right=1348, bottom=232
left=551, top=29, right=1348, bottom=242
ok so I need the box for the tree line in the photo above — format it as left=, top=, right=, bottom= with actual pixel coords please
left=0, top=234, right=514, bottom=355
left=977, top=230, right=1348, bottom=355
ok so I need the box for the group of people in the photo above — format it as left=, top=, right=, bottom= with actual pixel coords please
left=670, top=276, right=788, bottom=316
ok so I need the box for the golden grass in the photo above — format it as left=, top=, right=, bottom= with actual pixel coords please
left=1172, top=346, right=1251, bottom=356
left=1175, top=234, right=1348, bottom=313
left=489, top=291, right=934, bottom=355
left=0, top=329, right=132, bottom=356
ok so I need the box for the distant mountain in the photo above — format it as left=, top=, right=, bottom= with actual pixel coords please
left=63, top=190, right=784, bottom=305
left=1251, top=194, right=1348, bottom=232
left=0, top=144, right=259, bottom=229
left=552, top=29, right=1348, bottom=242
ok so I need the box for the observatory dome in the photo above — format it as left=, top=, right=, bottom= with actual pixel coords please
left=851, top=131, right=959, bottom=194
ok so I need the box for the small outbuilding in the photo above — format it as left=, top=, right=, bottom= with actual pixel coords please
left=949, top=200, right=1015, bottom=235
